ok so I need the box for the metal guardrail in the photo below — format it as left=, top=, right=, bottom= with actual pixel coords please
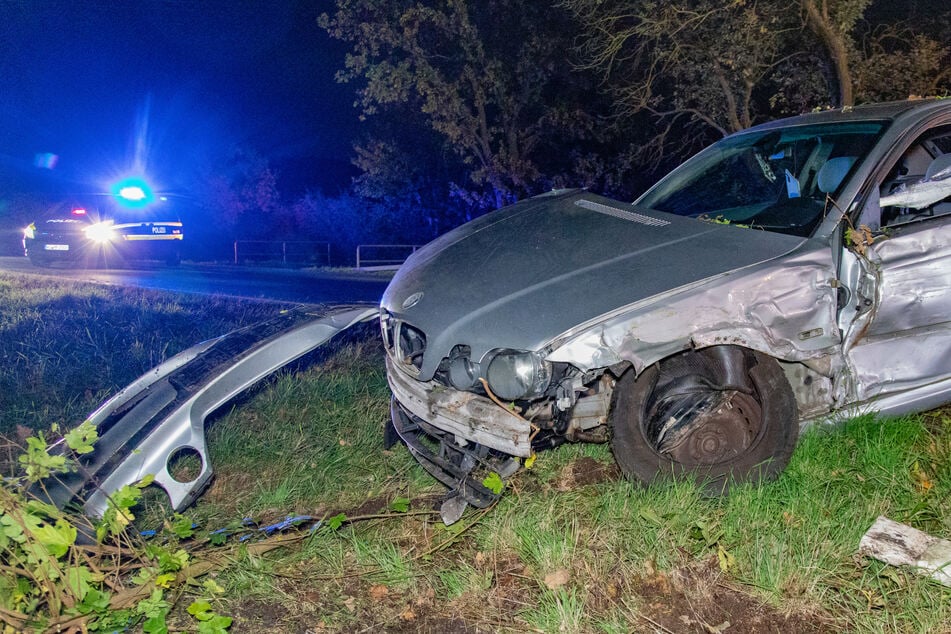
left=356, top=244, right=422, bottom=269
left=233, top=241, right=331, bottom=266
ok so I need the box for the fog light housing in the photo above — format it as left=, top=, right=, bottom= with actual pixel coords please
left=485, top=350, right=551, bottom=401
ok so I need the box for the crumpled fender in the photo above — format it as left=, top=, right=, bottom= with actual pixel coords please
left=545, top=248, right=840, bottom=374
left=32, top=305, right=377, bottom=518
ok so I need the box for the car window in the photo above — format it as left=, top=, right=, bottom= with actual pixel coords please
left=879, top=125, right=951, bottom=228
left=637, top=121, right=887, bottom=237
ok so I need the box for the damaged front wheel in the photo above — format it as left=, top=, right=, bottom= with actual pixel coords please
left=610, top=345, right=797, bottom=494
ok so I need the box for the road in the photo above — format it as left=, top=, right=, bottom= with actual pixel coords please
left=0, top=256, right=391, bottom=305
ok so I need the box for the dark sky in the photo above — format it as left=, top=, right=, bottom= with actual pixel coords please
left=0, top=0, right=357, bottom=197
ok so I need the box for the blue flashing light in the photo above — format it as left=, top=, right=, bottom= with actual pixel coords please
left=111, top=178, right=154, bottom=208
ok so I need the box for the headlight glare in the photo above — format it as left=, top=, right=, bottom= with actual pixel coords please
left=485, top=350, right=551, bottom=401
left=23, top=224, right=35, bottom=240
left=84, top=222, right=116, bottom=243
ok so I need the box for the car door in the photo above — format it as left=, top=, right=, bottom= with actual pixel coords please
left=840, top=123, right=951, bottom=405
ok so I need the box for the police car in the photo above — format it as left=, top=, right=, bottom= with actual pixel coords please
left=23, top=180, right=183, bottom=267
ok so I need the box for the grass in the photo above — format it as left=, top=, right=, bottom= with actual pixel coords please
left=3, top=271, right=951, bottom=632
left=0, top=272, right=288, bottom=436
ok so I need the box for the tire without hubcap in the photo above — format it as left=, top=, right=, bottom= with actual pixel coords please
left=610, top=345, right=798, bottom=494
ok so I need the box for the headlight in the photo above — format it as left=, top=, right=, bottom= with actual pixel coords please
left=23, top=224, right=35, bottom=240
left=83, top=222, right=116, bottom=243
left=485, top=350, right=552, bottom=401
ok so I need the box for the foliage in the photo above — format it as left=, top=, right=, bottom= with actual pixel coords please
left=320, top=0, right=623, bottom=208
left=197, top=146, right=285, bottom=241
left=564, top=0, right=951, bottom=162
left=853, top=29, right=951, bottom=102
left=0, top=430, right=230, bottom=633
left=565, top=0, right=794, bottom=137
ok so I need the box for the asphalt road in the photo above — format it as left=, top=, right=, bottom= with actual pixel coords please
left=0, top=256, right=392, bottom=305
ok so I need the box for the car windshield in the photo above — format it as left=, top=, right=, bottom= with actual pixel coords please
left=637, top=121, right=888, bottom=237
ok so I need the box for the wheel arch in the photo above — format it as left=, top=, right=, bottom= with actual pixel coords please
left=607, top=342, right=801, bottom=491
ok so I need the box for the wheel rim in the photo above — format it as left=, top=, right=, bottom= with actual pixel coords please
left=646, top=389, right=764, bottom=467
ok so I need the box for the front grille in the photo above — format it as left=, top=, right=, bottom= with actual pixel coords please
left=381, top=312, right=427, bottom=375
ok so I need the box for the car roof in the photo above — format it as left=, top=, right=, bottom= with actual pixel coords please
left=745, top=99, right=951, bottom=134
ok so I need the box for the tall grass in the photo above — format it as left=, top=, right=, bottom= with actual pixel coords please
left=0, top=272, right=286, bottom=435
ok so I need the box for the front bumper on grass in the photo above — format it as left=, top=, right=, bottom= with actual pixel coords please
left=32, top=306, right=378, bottom=519
left=385, top=356, right=526, bottom=518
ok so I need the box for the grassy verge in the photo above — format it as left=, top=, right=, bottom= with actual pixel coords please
left=2, top=272, right=950, bottom=633
left=0, top=272, right=289, bottom=436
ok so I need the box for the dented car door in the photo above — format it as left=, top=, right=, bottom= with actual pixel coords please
left=840, top=120, right=951, bottom=409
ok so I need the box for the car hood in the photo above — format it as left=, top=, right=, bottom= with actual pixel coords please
left=382, top=189, right=804, bottom=380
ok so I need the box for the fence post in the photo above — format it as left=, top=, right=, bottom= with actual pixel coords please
left=233, top=241, right=238, bottom=265
left=356, top=245, right=362, bottom=269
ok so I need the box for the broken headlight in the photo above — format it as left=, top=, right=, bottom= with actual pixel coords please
left=485, top=350, right=551, bottom=400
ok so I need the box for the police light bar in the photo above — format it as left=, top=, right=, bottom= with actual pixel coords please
left=111, top=177, right=154, bottom=208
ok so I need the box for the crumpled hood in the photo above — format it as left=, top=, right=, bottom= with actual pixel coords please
left=382, top=190, right=804, bottom=380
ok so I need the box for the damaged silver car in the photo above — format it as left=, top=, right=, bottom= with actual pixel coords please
left=381, top=99, right=951, bottom=519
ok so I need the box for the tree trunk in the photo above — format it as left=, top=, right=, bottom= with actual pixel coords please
left=802, top=0, right=854, bottom=106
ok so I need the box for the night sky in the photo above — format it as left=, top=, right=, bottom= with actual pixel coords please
left=0, top=0, right=357, bottom=197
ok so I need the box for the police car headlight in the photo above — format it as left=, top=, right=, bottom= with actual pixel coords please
left=485, top=350, right=551, bottom=401
left=84, top=222, right=116, bottom=243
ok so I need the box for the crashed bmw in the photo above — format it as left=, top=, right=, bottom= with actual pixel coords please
left=381, top=99, right=951, bottom=518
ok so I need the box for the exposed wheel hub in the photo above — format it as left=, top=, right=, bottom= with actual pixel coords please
left=647, top=385, right=764, bottom=467
left=666, top=391, right=762, bottom=466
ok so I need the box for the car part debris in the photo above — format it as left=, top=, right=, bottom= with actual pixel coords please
left=859, top=516, right=951, bottom=587
left=32, top=305, right=376, bottom=518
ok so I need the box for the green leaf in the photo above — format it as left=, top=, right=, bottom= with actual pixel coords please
left=33, top=518, right=77, bottom=558
left=638, top=507, right=664, bottom=526
left=326, top=513, right=348, bottom=531
left=136, top=589, right=169, bottom=619
left=146, top=545, right=190, bottom=572
left=482, top=471, right=504, bottom=495
left=18, top=433, right=70, bottom=481
left=77, top=588, right=111, bottom=615
left=203, top=579, right=226, bottom=595
left=1, top=512, right=26, bottom=544
left=171, top=514, right=195, bottom=539
left=197, top=614, right=233, bottom=633
left=64, top=565, right=95, bottom=601
left=188, top=600, right=213, bottom=619
left=389, top=497, right=410, bottom=513
left=132, top=567, right=158, bottom=586
left=143, top=614, right=169, bottom=634
left=64, top=421, right=98, bottom=455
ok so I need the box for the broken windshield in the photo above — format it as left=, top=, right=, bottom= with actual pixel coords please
left=637, top=121, right=887, bottom=237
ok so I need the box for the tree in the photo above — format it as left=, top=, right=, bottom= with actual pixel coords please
left=852, top=28, right=951, bottom=102
left=564, top=0, right=796, bottom=159
left=197, top=147, right=284, bottom=240
left=320, top=0, right=610, bottom=208
left=800, top=0, right=871, bottom=107
left=565, top=0, right=951, bottom=162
